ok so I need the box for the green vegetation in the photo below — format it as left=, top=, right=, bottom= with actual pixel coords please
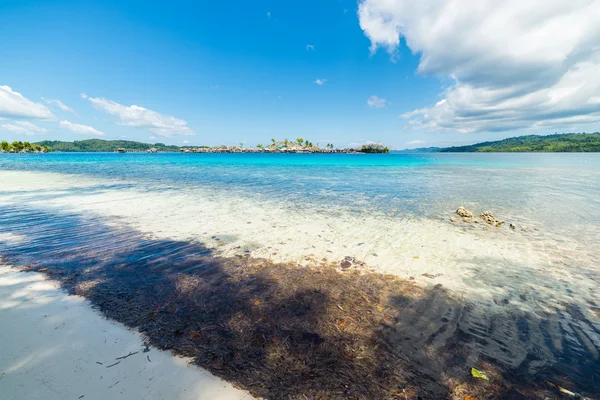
left=35, top=139, right=181, bottom=152
left=0, top=140, right=50, bottom=153
left=361, top=143, right=390, bottom=153
left=437, top=132, right=600, bottom=152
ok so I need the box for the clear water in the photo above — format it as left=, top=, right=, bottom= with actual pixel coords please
left=2, top=153, right=600, bottom=395
left=1, top=152, right=599, bottom=235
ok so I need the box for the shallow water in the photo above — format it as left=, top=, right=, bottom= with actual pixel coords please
left=1, top=152, right=600, bottom=232
left=1, top=153, right=599, bottom=397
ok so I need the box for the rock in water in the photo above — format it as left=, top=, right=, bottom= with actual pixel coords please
left=480, top=211, right=504, bottom=227
left=456, top=207, right=473, bottom=218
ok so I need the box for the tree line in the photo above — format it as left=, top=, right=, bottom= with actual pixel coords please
left=0, top=140, right=50, bottom=153
left=437, top=132, right=600, bottom=152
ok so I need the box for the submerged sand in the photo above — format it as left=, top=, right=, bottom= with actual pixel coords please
left=0, top=170, right=599, bottom=399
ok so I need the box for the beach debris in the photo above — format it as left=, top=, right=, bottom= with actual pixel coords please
left=106, top=361, right=120, bottom=368
left=464, top=396, right=478, bottom=400
left=471, top=368, right=490, bottom=381
left=422, top=273, right=442, bottom=279
left=509, top=223, right=516, bottom=230
left=457, top=207, right=474, bottom=218
left=546, top=381, right=591, bottom=399
left=340, top=256, right=365, bottom=269
left=115, top=351, right=138, bottom=360
left=480, top=211, right=504, bottom=227
left=108, top=381, right=120, bottom=389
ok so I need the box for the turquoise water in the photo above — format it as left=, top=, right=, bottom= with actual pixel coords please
left=1, top=152, right=599, bottom=233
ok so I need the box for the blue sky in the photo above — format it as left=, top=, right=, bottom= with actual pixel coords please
left=1, top=0, right=599, bottom=149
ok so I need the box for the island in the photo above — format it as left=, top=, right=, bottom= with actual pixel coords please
left=0, top=141, right=50, bottom=153
left=0, top=138, right=391, bottom=154
left=415, top=132, right=600, bottom=153
left=180, top=139, right=390, bottom=153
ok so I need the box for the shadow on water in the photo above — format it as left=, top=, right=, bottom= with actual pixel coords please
left=1, top=204, right=599, bottom=399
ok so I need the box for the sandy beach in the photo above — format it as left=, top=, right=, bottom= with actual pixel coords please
left=0, top=266, right=253, bottom=400
left=1, top=169, right=599, bottom=399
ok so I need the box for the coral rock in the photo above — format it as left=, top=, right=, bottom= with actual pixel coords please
left=456, top=207, right=473, bottom=218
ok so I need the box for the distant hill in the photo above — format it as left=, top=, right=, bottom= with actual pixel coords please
left=436, top=132, right=600, bottom=152
left=394, top=147, right=440, bottom=153
left=35, top=139, right=182, bottom=152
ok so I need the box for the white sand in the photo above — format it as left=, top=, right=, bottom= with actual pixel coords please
left=0, top=266, right=253, bottom=400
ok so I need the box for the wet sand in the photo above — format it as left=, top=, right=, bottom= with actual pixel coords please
left=1, top=170, right=599, bottom=399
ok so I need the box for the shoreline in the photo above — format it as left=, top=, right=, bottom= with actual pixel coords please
left=0, top=266, right=252, bottom=400
left=1, top=169, right=599, bottom=398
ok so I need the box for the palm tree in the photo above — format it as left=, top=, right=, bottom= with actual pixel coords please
left=296, top=138, right=304, bottom=145
left=271, top=138, right=276, bottom=143
left=256, top=144, right=263, bottom=148
left=0, top=140, right=9, bottom=152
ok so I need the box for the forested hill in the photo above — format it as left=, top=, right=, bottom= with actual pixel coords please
left=35, top=139, right=181, bottom=152
left=437, top=132, right=600, bottom=152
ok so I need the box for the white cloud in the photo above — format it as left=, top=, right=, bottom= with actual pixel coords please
left=406, top=140, right=426, bottom=146
left=182, top=140, right=189, bottom=144
left=44, top=98, right=77, bottom=114
left=60, top=120, right=104, bottom=137
left=267, top=12, right=271, bottom=19
left=367, top=95, right=387, bottom=108
left=81, top=94, right=195, bottom=137
left=359, top=0, right=600, bottom=133
left=0, top=86, right=54, bottom=120
left=315, top=79, right=327, bottom=86
left=1, top=121, right=47, bottom=136
left=306, top=44, right=315, bottom=51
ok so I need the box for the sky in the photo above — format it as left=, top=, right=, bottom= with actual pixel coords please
left=1, top=0, right=599, bottom=149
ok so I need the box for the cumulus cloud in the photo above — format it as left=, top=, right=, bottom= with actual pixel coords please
left=0, top=86, right=54, bottom=120
left=1, top=121, right=47, bottom=136
left=315, top=79, right=327, bottom=86
left=358, top=0, right=600, bottom=133
left=81, top=94, right=195, bottom=137
left=367, top=95, right=387, bottom=108
left=60, top=120, right=104, bottom=137
left=306, top=44, right=315, bottom=51
left=44, top=98, right=77, bottom=114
